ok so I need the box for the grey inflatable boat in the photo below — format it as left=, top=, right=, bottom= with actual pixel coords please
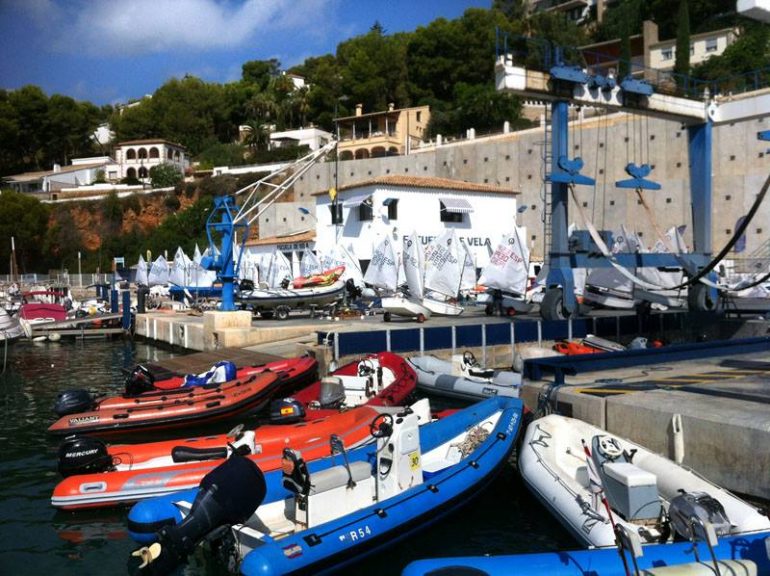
left=407, top=352, right=521, bottom=401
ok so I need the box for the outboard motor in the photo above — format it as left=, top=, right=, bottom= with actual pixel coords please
left=125, top=365, right=155, bottom=397
left=318, top=376, right=346, bottom=408
left=57, top=436, right=112, bottom=477
left=130, top=450, right=266, bottom=575
left=668, top=491, right=732, bottom=540
left=238, top=279, right=254, bottom=292
left=269, top=398, right=306, bottom=424
left=54, top=389, right=96, bottom=417
left=345, top=278, right=362, bottom=300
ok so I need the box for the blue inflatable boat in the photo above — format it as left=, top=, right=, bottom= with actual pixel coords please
left=401, top=530, right=770, bottom=575
left=127, top=396, right=523, bottom=575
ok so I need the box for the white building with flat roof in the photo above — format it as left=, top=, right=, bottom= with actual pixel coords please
left=312, top=175, right=521, bottom=271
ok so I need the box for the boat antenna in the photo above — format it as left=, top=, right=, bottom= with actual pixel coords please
left=581, top=438, right=632, bottom=576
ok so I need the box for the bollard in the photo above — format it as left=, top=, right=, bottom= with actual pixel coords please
left=137, top=286, right=149, bottom=314
left=122, top=290, right=131, bottom=330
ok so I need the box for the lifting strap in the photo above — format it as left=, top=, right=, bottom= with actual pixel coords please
left=570, top=171, right=770, bottom=292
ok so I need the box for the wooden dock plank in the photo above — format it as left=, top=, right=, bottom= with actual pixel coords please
left=155, top=348, right=285, bottom=375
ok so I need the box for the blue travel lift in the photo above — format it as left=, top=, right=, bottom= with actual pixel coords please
left=199, top=142, right=337, bottom=311
left=499, top=43, right=720, bottom=320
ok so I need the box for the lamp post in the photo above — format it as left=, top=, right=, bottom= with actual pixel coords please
left=78, top=251, right=82, bottom=287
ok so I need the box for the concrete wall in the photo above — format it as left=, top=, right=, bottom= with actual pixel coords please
left=287, top=112, right=770, bottom=261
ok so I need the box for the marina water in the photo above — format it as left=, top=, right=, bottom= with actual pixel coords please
left=0, top=338, right=576, bottom=575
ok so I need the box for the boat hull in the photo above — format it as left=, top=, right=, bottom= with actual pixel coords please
left=237, top=280, right=345, bottom=311
left=381, top=296, right=432, bottom=320
left=401, top=531, right=770, bottom=576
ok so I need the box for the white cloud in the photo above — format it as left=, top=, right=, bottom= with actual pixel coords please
left=16, top=0, right=335, bottom=56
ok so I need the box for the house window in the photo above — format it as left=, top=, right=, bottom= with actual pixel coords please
left=329, top=203, right=343, bottom=224
left=662, top=48, right=673, bottom=61
left=416, top=111, right=422, bottom=122
left=705, top=38, right=718, bottom=53
left=440, top=210, right=463, bottom=223
left=358, top=202, right=373, bottom=221
left=384, top=198, right=398, bottom=220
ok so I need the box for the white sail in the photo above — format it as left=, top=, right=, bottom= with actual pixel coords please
left=478, top=230, right=529, bottom=295
left=265, top=251, right=293, bottom=288
left=402, top=232, right=424, bottom=300
left=424, top=230, right=462, bottom=299
left=363, top=235, right=399, bottom=292
left=321, top=244, right=364, bottom=287
left=135, top=255, right=148, bottom=286
left=148, top=255, right=170, bottom=286
left=459, top=240, right=477, bottom=292
left=300, top=248, right=322, bottom=276
left=169, top=247, right=193, bottom=286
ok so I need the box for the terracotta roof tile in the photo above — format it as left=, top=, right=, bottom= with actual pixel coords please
left=312, top=174, right=518, bottom=196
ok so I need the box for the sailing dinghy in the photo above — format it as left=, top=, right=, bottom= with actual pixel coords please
left=381, top=232, right=432, bottom=322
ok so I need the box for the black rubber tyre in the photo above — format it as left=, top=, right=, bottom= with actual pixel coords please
left=688, top=283, right=715, bottom=312
left=484, top=304, right=494, bottom=316
left=260, top=311, right=274, bottom=320
left=275, top=306, right=291, bottom=320
left=541, top=288, right=567, bottom=321
left=383, top=311, right=392, bottom=322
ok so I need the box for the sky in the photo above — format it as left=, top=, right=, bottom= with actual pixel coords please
left=0, top=0, right=491, bottom=107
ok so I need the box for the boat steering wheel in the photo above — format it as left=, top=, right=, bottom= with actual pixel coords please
left=358, top=359, right=375, bottom=377
left=369, top=413, right=394, bottom=439
left=597, top=436, right=624, bottom=460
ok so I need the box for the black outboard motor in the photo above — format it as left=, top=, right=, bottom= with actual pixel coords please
left=58, top=436, right=113, bottom=477
left=239, top=279, right=255, bottom=292
left=668, top=491, right=732, bottom=540
left=54, top=389, right=96, bottom=417
left=125, top=365, right=155, bottom=397
left=345, top=278, right=362, bottom=300
left=269, top=398, right=306, bottom=424
left=130, top=450, right=267, bottom=575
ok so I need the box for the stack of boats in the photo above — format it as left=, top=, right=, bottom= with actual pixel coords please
left=43, top=341, right=770, bottom=576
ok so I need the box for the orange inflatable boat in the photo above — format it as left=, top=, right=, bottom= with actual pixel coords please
left=52, top=403, right=389, bottom=510
left=47, top=356, right=318, bottom=436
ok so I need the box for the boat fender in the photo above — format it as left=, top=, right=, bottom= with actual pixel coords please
left=53, top=389, right=96, bottom=417
left=129, top=450, right=266, bottom=574
left=57, top=436, right=112, bottom=477
left=124, top=366, right=155, bottom=397
left=668, top=491, right=732, bottom=541
left=268, top=398, right=306, bottom=424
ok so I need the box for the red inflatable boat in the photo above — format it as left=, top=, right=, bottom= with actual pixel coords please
left=269, top=351, right=417, bottom=423
left=47, top=356, right=318, bottom=436
left=51, top=401, right=432, bottom=510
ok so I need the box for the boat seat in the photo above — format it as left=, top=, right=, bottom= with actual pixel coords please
left=642, top=559, right=757, bottom=576
left=575, top=465, right=589, bottom=488
left=171, top=445, right=227, bottom=463
left=603, top=462, right=656, bottom=487
left=308, top=461, right=371, bottom=495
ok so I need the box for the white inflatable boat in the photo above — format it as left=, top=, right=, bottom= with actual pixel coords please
left=519, top=414, right=770, bottom=549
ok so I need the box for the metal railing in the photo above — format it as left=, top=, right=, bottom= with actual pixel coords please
left=496, top=30, right=770, bottom=101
